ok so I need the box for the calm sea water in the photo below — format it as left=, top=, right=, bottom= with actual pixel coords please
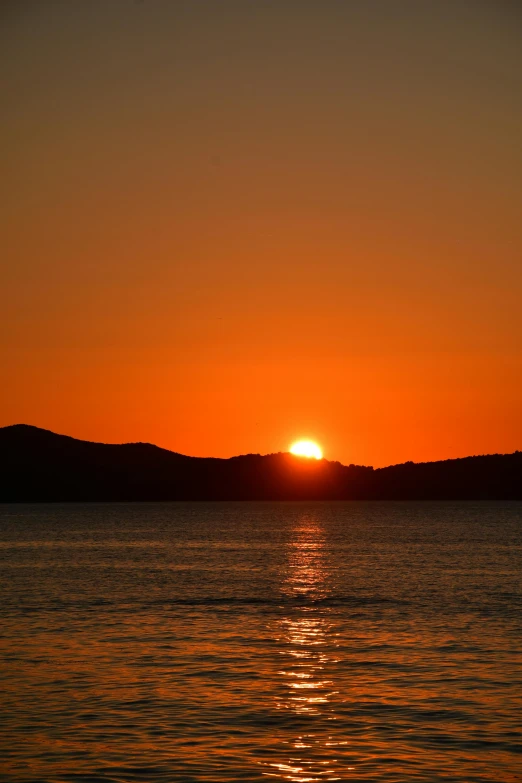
left=1, top=502, right=521, bottom=782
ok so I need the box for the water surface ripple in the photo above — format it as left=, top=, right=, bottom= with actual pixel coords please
left=1, top=502, right=521, bottom=781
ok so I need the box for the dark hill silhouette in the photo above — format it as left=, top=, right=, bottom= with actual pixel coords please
left=1, top=424, right=521, bottom=501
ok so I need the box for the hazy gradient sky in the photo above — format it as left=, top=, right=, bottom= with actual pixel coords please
left=2, top=0, right=522, bottom=466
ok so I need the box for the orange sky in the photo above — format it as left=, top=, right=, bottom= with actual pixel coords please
left=2, top=1, right=521, bottom=467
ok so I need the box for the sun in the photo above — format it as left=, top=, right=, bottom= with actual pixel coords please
left=289, top=440, right=323, bottom=460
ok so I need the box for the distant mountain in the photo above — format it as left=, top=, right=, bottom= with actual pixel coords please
left=1, top=424, right=521, bottom=501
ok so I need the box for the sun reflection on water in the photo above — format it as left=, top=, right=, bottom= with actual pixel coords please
left=259, top=517, right=349, bottom=781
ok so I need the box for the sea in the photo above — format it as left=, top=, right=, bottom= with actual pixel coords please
left=1, top=502, right=521, bottom=782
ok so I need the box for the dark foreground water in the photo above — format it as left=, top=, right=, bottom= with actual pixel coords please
left=1, top=502, right=521, bottom=782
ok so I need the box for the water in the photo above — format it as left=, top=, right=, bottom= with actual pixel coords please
left=1, top=502, right=521, bottom=782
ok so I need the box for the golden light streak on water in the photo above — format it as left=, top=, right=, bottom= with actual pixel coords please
left=261, top=518, right=348, bottom=781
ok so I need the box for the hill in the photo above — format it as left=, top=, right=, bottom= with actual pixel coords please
left=0, top=424, right=521, bottom=501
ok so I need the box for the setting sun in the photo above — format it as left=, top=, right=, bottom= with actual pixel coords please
left=289, top=440, right=323, bottom=460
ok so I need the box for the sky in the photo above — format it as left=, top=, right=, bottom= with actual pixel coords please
left=1, top=0, right=521, bottom=467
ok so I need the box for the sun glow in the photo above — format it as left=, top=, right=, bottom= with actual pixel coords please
left=289, top=440, right=323, bottom=460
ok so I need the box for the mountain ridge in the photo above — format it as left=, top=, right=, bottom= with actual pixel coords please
left=1, top=424, right=521, bottom=501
